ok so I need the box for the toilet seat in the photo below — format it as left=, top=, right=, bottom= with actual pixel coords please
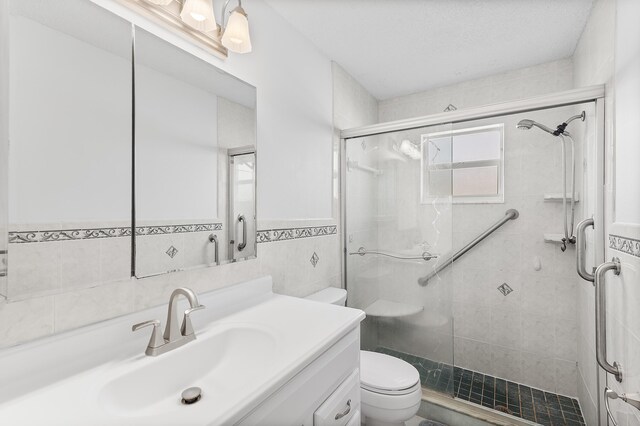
left=360, top=351, right=420, bottom=395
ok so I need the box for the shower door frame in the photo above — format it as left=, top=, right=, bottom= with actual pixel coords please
left=340, top=85, right=607, bottom=419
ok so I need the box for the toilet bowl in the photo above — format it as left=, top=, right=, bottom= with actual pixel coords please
left=305, top=288, right=422, bottom=426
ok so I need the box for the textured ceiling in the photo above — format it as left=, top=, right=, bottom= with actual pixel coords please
left=265, top=0, right=594, bottom=100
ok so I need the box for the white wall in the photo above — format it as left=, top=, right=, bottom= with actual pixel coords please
left=602, top=1, right=640, bottom=425
left=0, top=0, right=340, bottom=348
left=379, top=59, right=573, bottom=122
left=9, top=14, right=131, bottom=225
left=136, top=62, right=218, bottom=222
left=613, top=0, right=640, bottom=224
left=572, top=0, right=616, bottom=424
left=92, top=0, right=335, bottom=221
left=0, top=0, right=8, bottom=298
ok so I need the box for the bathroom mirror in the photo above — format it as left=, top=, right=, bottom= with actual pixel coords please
left=134, top=28, right=256, bottom=278
left=5, top=0, right=133, bottom=300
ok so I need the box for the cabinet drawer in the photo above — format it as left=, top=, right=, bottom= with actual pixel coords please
left=314, top=369, right=360, bottom=426
left=345, top=410, right=360, bottom=426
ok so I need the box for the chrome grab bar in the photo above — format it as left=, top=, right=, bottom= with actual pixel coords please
left=349, top=246, right=438, bottom=261
left=576, top=218, right=595, bottom=282
left=208, top=234, right=219, bottom=265
left=605, top=387, right=640, bottom=426
left=595, top=257, right=622, bottom=382
left=237, top=215, right=247, bottom=251
left=418, top=209, right=519, bottom=286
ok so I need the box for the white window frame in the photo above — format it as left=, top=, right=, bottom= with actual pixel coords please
left=421, top=124, right=504, bottom=204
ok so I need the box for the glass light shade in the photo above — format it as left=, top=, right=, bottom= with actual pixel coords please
left=180, top=0, right=217, bottom=32
left=221, top=6, right=252, bottom=53
left=145, top=0, right=173, bottom=5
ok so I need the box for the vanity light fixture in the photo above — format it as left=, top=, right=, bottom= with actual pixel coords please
left=180, top=0, right=218, bottom=32
left=219, top=0, right=252, bottom=53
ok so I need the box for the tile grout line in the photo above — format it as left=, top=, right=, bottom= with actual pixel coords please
left=375, top=347, right=585, bottom=426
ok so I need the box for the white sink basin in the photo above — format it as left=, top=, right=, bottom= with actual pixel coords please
left=0, top=277, right=365, bottom=425
left=99, top=324, right=277, bottom=417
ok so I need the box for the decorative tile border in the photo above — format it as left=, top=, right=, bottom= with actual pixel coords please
left=609, top=234, right=640, bottom=258
left=257, top=225, right=337, bottom=243
left=9, top=223, right=223, bottom=244
left=10, top=223, right=337, bottom=244
left=9, top=227, right=132, bottom=243
left=135, top=223, right=222, bottom=236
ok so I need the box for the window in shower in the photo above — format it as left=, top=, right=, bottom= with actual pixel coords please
left=421, top=123, right=504, bottom=203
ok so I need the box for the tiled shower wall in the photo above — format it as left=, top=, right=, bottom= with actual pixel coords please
left=378, top=58, right=574, bottom=122
left=377, top=59, right=582, bottom=397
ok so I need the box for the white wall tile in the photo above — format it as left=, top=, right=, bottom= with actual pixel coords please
left=0, top=295, right=53, bottom=345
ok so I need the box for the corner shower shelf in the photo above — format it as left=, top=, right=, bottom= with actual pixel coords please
left=544, top=193, right=580, bottom=202
left=544, top=234, right=566, bottom=244
left=363, top=299, right=423, bottom=318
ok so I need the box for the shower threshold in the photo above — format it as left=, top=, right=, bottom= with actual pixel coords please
left=375, top=347, right=585, bottom=426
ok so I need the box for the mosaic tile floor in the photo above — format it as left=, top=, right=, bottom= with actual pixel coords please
left=375, top=347, right=586, bottom=426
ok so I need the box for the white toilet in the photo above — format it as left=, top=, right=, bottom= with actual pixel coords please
left=305, top=288, right=422, bottom=426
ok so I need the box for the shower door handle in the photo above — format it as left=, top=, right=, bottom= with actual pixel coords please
left=237, top=215, right=247, bottom=251
left=595, top=257, right=622, bottom=382
left=576, top=218, right=595, bottom=282
left=208, top=234, right=219, bottom=265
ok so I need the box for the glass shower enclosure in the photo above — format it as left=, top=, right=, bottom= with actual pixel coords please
left=341, top=89, right=604, bottom=423
left=343, top=122, right=456, bottom=396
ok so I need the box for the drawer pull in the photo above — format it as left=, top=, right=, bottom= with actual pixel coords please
left=334, top=399, right=351, bottom=420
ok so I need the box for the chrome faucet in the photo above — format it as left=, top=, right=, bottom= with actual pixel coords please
left=132, top=288, right=205, bottom=356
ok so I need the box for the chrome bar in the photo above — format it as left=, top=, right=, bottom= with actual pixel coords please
left=341, top=86, right=604, bottom=139
left=208, top=234, right=219, bottom=265
left=605, top=387, right=620, bottom=426
left=595, top=257, right=622, bottom=382
left=237, top=215, right=247, bottom=251
left=347, top=160, right=382, bottom=176
left=418, top=209, right=519, bottom=286
left=605, top=386, right=640, bottom=426
left=349, top=246, right=437, bottom=261
left=576, top=218, right=595, bottom=282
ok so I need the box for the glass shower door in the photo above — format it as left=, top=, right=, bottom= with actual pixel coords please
left=344, top=122, right=455, bottom=396
left=228, top=150, right=256, bottom=261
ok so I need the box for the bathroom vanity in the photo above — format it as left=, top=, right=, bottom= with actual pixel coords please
left=0, top=277, right=365, bottom=425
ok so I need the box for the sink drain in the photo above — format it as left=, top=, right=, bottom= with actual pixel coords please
left=181, top=387, right=202, bottom=405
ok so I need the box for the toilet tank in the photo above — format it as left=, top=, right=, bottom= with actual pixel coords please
left=305, top=287, right=347, bottom=306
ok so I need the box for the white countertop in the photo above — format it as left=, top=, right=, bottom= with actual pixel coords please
left=0, top=276, right=365, bottom=425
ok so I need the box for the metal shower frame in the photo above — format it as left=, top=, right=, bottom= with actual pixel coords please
left=339, top=84, right=607, bottom=420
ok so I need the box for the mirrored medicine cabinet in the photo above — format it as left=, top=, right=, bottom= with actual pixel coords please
left=3, top=0, right=256, bottom=300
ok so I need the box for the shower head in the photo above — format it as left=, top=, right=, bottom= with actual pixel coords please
left=516, top=111, right=585, bottom=137
left=516, top=119, right=557, bottom=135
left=516, top=119, right=535, bottom=130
